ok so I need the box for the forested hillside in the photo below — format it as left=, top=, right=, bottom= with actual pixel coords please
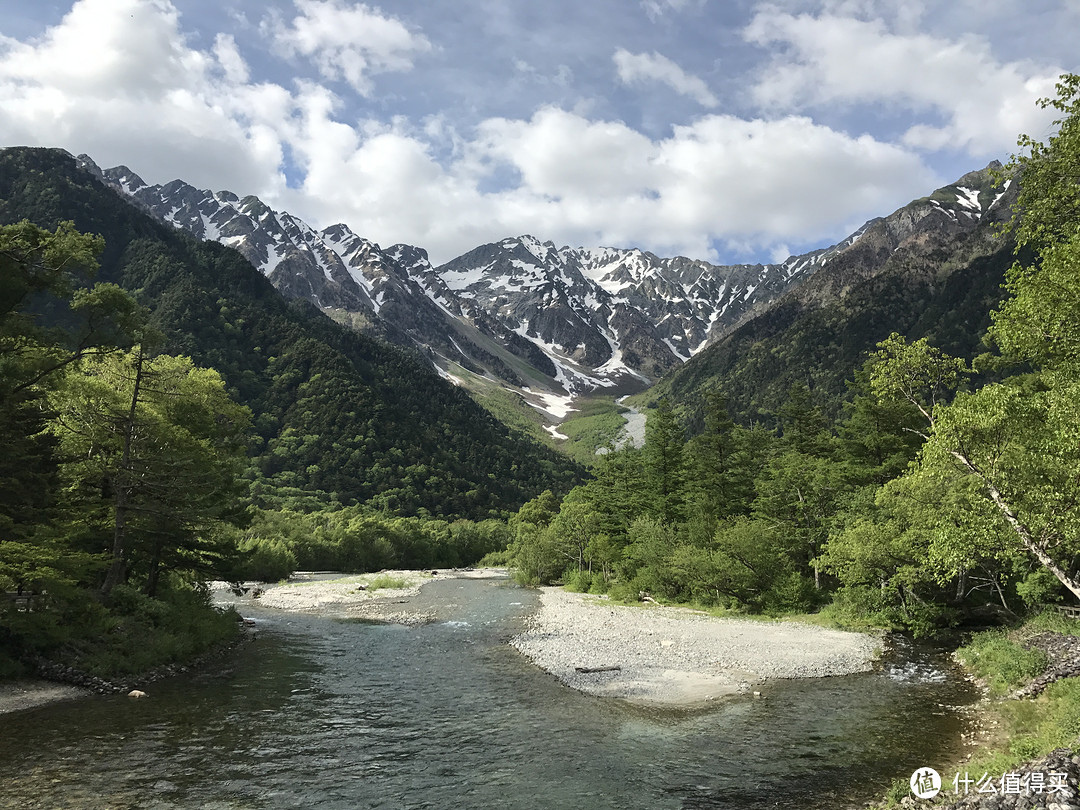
left=0, top=147, right=581, bottom=519
left=644, top=164, right=1021, bottom=427
left=509, top=75, right=1080, bottom=638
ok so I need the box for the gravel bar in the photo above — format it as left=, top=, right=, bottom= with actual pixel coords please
left=511, top=587, right=881, bottom=706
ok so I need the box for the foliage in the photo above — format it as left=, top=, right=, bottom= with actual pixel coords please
left=0, top=147, right=583, bottom=522
left=508, top=384, right=868, bottom=616
left=240, top=507, right=510, bottom=577
left=70, top=581, right=239, bottom=678
left=1001, top=73, right=1080, bottom=252
left=856, top=79, right=1080, bottom=605
left=231, top=535, right=297, bottom=583
left=0, top=215, right=255, bottom=677
left=365, top=573, right=414, bottom=591
left=48, top=348, right=253, bottom=597
left=954, top=630, right=1049, bottom=695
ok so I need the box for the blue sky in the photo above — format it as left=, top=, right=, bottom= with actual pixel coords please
left=0, top=0, right=1075, bottom=265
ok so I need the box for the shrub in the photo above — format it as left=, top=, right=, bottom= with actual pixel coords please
left=564, top=569, right=593, bottom=593
left=1016, top=569, right=1064, bottom=607
left=233, top=537, right=297, bottom=582
left=477, top=549, right=511, bottom=567
left=366, top=574, right=412, bottom=591
left=69, top=580, right=239, bottom=678
left=588, top=573, right=611, bottom=595
left=816, top=585, right=903, bottom=632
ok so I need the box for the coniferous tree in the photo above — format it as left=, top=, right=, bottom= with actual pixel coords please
left=642, top=398, right=685, bottom=523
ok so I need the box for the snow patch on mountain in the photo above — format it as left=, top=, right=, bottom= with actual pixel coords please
left=78, top=152, right=1012, bottom=414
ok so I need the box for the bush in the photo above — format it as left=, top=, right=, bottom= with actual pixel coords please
left=477, top=549, right=511, bottom=567
left=0, top=648, right=26, bottom=679
left=564, top=569, right=593, bottom=593
left=233, top=537, right=296, bottom=582
left=761, top=571, right=819, bottom=615
left=1016, top=569, right=1063, bottom=607
left=366, top=574, right=412, bottom=591
left=588, top=573, right=611, bottom=595
left=816, top=585, right=903, bottom=632
left=69, top=581, right=240, bottom=678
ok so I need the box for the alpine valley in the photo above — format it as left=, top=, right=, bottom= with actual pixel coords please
left=6, top=65, right=1080, bottom=810
left=75, top=153, right=1016, bottom=442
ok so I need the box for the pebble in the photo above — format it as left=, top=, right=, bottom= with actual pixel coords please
left=1013, top=632, right=1080, bottom=699
left=510, top=588, right=880, bottom=703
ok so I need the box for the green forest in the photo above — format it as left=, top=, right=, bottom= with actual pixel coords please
left=504, top=75, right=1080, bottom=637
left=0, top=149, right=578, bottom=679
left=3, top=74, right=1080, bottom=689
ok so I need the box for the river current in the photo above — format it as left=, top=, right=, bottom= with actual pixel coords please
left=0, top=576, right=977, bottom=809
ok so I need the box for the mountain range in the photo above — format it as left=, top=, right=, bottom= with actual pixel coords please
left=80, top=156, right=972, bottom=411
left=647, top=164, right=1020, bottom=425
left=71, top=152, right=1016, bottom=436
left=0, top=146, right=582, bottom=517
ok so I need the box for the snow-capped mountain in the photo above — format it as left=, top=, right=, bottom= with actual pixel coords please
left=77, top=154, right=1012, bottom=408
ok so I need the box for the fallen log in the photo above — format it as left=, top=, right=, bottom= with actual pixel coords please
left=575, top=665, right=621, bottom=673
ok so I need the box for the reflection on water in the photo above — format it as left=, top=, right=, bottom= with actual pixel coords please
left=0, top=578, right=976, bottom=809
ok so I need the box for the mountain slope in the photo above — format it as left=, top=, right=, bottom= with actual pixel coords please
left=82, top=159, right=861, bottom=401
left=643, top=163, right=1019, bottom=424
left=0, top=146, right=581, bottom=516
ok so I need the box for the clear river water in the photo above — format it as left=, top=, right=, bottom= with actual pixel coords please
left=0, top=576, right=978, bottom=809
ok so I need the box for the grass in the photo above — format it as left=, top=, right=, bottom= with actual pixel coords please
left=871, top=613, right=1080, bottom=807
left=954, top=629, right=1049, bottom=696
left=463, top=379, right=553, bottom=447
left=365, top=573, right=415, bottom=591
left=557, top=397, right=632, bottom=464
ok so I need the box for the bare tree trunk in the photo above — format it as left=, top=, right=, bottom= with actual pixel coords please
left=951, top=448, right=1080, bottom=603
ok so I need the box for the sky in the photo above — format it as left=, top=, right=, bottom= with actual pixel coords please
left=0, top=0, right=1075, bottom=266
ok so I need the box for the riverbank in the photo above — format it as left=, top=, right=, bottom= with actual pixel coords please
left=0, top=680, right=90, bottom=715
left=870, top=617, right=1080, bottom=807
left=510, top=587, right=881, bottom=706
left=212, top=567, right=507, bottom=625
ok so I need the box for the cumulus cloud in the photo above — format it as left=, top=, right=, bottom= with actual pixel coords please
left=268, top=0, right=431, bottom=96
left=0, top=0, right=940, bottom=266
left=0, top=0, right=286, bottom=194
left=213, top=34, right=249, bottom=85
left=288, top=103, right=934, bottom=262
left=613, top=49, right=718, bottom=108
left=743, top=8, right=1061, bottom=155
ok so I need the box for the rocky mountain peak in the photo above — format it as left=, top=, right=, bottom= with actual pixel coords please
left=83, top=155, right=1013, bottom=413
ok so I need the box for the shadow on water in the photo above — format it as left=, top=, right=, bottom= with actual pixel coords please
left=0, top=577, right=977, bottom=810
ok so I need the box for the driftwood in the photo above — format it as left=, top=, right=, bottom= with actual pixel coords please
left=575, top=665, right=621, bottom=673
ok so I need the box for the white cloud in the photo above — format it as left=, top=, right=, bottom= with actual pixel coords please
left=640, top=0, right=698, bottom=21
left=613, top=49, right=718, bottom=108
left=0, top=0, right=286, bottom=194
left=286, top=102, right=934, bottom=262
left=213, top=34, right=249, bottom=85
left=268, top=0, right=431, bottom=96
left=0, top=0, right=944, bottom=266
left=743, top=8, right=1061, bottom=155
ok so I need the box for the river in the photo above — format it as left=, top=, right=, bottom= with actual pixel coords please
left=0, top=576, right=976, bottom=809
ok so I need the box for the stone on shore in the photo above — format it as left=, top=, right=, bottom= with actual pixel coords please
left=511, top=587, right=880, bottom=706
